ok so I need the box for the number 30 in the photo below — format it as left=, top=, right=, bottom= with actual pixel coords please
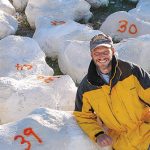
left=117, top=20, right=138, bottom=35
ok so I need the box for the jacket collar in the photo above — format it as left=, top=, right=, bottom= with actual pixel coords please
left=87, top=55, right=122, bottom=87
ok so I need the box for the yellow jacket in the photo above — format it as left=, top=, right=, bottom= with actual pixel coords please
left=74, top=56, right=150, bottom=150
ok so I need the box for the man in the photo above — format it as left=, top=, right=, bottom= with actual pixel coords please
left=73, top=33, right=150, bottom=150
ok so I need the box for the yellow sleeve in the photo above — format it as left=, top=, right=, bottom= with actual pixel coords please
left=73, top=94, right=103, bottom=142
left=132, top=64, right=150, bottom=105
left=134, top=74, right=150, bottom=105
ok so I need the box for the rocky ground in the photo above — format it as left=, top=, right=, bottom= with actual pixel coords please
left=13, top=0, right=137, bottom=75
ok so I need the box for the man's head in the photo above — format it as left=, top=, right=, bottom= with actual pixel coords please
left=90, top=34, right=115, bottom=74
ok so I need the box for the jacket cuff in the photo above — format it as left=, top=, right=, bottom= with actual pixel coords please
left=95, top=131, right=104, bottom=138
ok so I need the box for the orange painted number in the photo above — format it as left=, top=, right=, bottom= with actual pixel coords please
left=51, top=20, right=66, bottom=26
left=37, top=75, right=45, bottom=80
left=16, top=64, right=23, bottom=70
left=44, top=77, right=54, bottom=83
left=14, top=127, right=43, bottom=150
left=14, top=135, right=31, bottom=150
left=23, top=64, right=32, bottom=70
left=37, top=75, right=60, bottom=83
left=118, top=20, right=138, bottom=35
left=128, top=24, right=138, bottom=34
left=16, top=64, right=32, bottom=71
left=24, top=128, right=43, bottom=143
left=118, top=20, right=128, bottom=33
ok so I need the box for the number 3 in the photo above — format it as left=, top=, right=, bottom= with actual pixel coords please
left=14, top=135, right=31, bottom=150
left=117, top=20, right=128, bottom=33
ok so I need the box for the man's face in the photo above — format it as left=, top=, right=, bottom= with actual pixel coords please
left=91, top=46, right=114, bottom=71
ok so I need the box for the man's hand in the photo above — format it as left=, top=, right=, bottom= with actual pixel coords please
left=96, top=133, right=113, bottom=147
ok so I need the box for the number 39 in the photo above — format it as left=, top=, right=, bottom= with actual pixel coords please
left=14, top=127, right=43, bottom=150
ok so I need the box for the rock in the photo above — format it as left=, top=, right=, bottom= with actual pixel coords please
left=136, top=0, right=147, bottom=6
left=0, top=11, right=18, bottom=39
left=115, top=34, right=150, bottom=72
left=0, top=75, right=77, bottom=124
left=25, top=0, right=92, bottom=28
left=100, top=11, right=150, bottom=41
left=0, top=107, right=111, bottom=150
left=58, top=40, right=91, bottom=83
left=0, top=35, right=53, bottom=79
left=85, top=0, right=109, bottom=8
left=0, top=0, right=16, bottom=15
left=33, top=17, right=101, bottom=58
left=129, top=0, right=150, bottom=23
left=12, top=0, right=28, bottom=11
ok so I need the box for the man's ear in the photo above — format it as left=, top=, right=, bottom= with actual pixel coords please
left=91, top=52, right=93, bottom=58
left=111, top=47, right=115, bottom=55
